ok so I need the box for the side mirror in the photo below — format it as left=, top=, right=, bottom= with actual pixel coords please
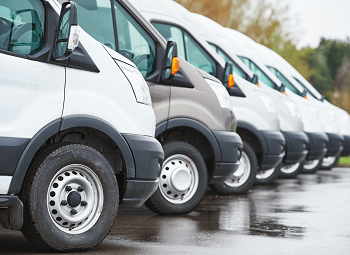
left=280, top=83, right=286, bottom=94
left=54, top=1, right=80, bottom=61
left=302, top=89, right=307, bottom=99
left=250, top=74, right=259, bottom=86
left=223, top=61, right=234, bottom=89
left=161, top=41, right=179, bottom=81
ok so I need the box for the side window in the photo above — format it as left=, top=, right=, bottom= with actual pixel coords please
left=239, top=56, right=275, bottom=88
left=267, top=66, right=299, bottom=94
left=183, top=32, right=216, bottom=76
left=151, top=22, right=185, bottom=59
left=114, top=1, right=156, bottom=77
left=0, top=0, right=45, bottom=55
left=75, top=0, right=116, bottom=50
left=213, top=45, right=246, bottom=79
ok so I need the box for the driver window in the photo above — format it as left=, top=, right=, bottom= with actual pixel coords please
left=75, top=0, right=116, bottom=50
left=183, top=32, right=216, bottom=76
left=114, top=1, right=156, bottom=78
left=0, top=0, right=45, bottom=55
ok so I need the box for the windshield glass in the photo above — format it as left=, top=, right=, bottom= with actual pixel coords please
left=267, top=66, right=299, bottom=94
left=209, top=43, right=247, bottom=79
left=238, top=56, right=275, bottom=88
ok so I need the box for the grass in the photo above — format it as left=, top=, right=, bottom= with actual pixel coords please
left=338, top=156, right=350, bottom=166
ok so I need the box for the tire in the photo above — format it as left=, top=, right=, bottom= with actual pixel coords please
left=210, top=141, right=257, bottom=195
left=145, top=141, right=207, bottom=215
left=301, top=158, right=322, bottom=173
left=20, top=143, right=119, bottom=252
left=279, top=162, right=303, bottom=178
left=320, top=156, right=339, bottom=170
left=255, top=163, right=281, bottom=185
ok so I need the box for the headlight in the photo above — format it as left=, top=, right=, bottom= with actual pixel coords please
left=280, top=96, right=301, bottom=118
left=116, top=60, right=152, bottom=106
left=205, top=78, right=232, bottom=110
left=256, top=91, right=276, bottom=114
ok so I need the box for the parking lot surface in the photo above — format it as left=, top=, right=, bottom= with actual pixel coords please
left=1, top=167, right=350, bottom=255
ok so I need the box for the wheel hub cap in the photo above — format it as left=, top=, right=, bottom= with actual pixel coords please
left=281, top=163, right=300, bottom=174
left=67, top=191, right=81, bottom=207
left=225, top=151, right=251, bottom=187
left=256, top=168, right=275, bottom=180
left=159, top=154, right=199, bottom=204
left=322, top=156, right=336, bottom=167
left=304, top=159, right=319, bottom=170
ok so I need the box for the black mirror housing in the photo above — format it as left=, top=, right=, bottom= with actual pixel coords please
left=54, top=1, right=80, bottom=61
left=251, top=74, right=259, bottom=85
left=161, top=41, right=179, bottom=81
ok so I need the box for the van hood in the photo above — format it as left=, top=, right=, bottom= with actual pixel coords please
left=196, top=68, right=222, bottom=84
left=102, top=45, right=137, bottom=68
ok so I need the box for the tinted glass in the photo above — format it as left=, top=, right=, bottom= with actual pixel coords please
left=75, top=0, right=115, bottom=50
left=294, top=77, right=318, bottom=98
left=0, top=0, right=45, bottom=55
left=184, top=32, right=216, bottom=76
left=114, top=1, right=156, bottom=77
left=152, top=22, right=185, bottom=59
left=56, top=9, right=70, bottom=58
left=239, top=56, right=275, bottom=88
left=267, top=66, right=299, bottom=94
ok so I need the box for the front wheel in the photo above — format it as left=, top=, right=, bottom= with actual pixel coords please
left=320, top=156, right=339, bottom=170
left=20, top=143, right=119, bottom=252
left=145, top=141, right=207, bottom=215
left=255, top=163, right=281, bottom=185
left=301, top=159, right=322, bottom=173
left=280, top=162, right=303, bottom=178
left=210, top=141, right=257, bottom=195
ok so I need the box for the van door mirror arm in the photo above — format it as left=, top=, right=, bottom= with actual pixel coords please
left=160, top=41, right=179, bottom=82
left=54, top=1, right=80, bottom=61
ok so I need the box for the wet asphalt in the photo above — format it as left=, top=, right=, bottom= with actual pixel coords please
left=1, top=167, right=350, bottom=255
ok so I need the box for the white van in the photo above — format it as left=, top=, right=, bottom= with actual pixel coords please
left=130, top=0, right=286, bottom=193
left=252, top=43, right=345, bottom=171
left=189, top=13, right=312, bottom=179
left=0, top=0, right=163, bottom=251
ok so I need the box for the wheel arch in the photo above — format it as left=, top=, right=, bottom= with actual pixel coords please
left=9, top=115, right=135, bottom=194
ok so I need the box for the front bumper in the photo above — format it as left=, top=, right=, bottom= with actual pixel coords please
left=0, top=195, right=23, bottom=230
left=341, top=135, right=350, bottom=156
left=209, top=130, right=243, bottom=183
left=260, top=130, right=286, bottom=170
left=281, top=131, right=309, bottom=165
left=326, top=133, right=344, bottom=157
left=305, top=132, right=328, bottom=160
left=120, top=134, right=164, bottom=208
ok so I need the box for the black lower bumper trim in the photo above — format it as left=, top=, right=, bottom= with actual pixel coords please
left=281, top=131, right=309, bottom=165
left=0, top=195, right=23, bottom=230
left=260, top=130, right=286, bottom=170
left=209, top=162, right=240, bottom=184
left=305, top=132, right=329, bottom=160
left=212, top=130, right=243, bottom=163
left=119, top=179, right=159, bottom=209
left=326, top=133, right=344, bottom=157
left=341, top=135, right=350, bottom=156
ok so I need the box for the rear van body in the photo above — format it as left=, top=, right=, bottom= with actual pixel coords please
left=73, top=0, right=243, bottom=214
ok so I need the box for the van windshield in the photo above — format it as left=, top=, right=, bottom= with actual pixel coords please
left=267, top=66, right=299, bottom=94
left=238, top=56, right=275, bottom=89
left=209, top=43, right=247, bottom=80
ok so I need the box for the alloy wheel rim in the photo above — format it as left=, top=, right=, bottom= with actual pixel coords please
left=281, top=163, right=300, bottom=174
left=159, top=154, right=199, bottom=204
left=47, top=164, right=103, bottom=234
left=224, top=151, right=251, bottom=187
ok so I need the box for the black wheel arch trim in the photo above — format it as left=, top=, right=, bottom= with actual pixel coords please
left=157, top=118, right=221, bottom=162
left=9, top=115, right=135, bottom=194
left=236, top=121, right=268, bottom=154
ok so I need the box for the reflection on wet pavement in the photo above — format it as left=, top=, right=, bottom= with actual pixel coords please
left=1, top=168, right=350, bottom=254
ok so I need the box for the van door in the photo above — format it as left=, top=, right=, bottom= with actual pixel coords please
left=0, top=0, right=65, bottom=175
left=75, top=0, right=170, bottom=125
